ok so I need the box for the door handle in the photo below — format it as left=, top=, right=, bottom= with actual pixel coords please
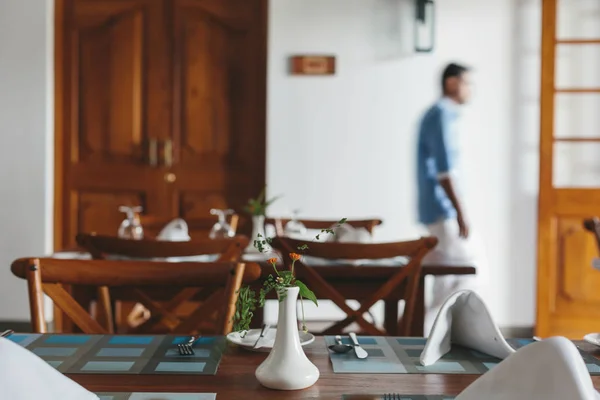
left=148, top=138, right=158, bottom=166
left=164, top=172, right=176, bottom=183
left=164, top=139, right=173, bottom=167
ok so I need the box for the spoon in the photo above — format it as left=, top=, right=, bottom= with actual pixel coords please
left=328, top=335, right=353, bottom=354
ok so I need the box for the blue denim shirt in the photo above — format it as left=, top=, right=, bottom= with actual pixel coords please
left=416, top=98, right=460, bottom=225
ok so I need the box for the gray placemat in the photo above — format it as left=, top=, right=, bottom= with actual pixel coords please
left=327, top=336, right=600, bottom=374
left=7, top=333, right=225, bottom=375
left=343, top=396, right=453, bottom=400
left=96, top=394, right=216, bottom=400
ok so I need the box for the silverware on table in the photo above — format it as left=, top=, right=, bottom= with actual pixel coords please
left=1, top=329, right=14, bottom=338
left=349, top=332, right=368, bottom=359
left=328, top=335, right=353, bottom=354
left=177, top=335, right=199, bottom=355
left=252, top=324, right=270, bottom=349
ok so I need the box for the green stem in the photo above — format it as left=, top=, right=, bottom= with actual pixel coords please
left=291, top=260, right=296, bottom=277
left=300, top=294, right=307, bottom=332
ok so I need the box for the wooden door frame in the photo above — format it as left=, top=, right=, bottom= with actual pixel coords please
left=54, top=0, right=66, bottom=251
left=534, top=0, right=556, bottom=335
left=52, top=0, right=269, bottom=251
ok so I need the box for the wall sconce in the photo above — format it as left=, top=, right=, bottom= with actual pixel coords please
left=415, top=0, right=435, bottom=52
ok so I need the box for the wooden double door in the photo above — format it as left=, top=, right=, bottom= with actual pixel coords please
left=55, top=0, right=267, bottom=248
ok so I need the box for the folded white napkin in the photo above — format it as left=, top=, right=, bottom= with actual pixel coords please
left=420, top=290, right=514, bottom=366
left=456, top=336, right=600, bottom=400
left=0, top=337, right=98, bottom=400
left=157, top=218, right=191, bottom=241
left=333, top=224, right=372, bottom=243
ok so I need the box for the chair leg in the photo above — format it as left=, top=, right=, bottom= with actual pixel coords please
left=26, top=260, right=47, bottom=333
left=96, top=286, right=115, bottom=333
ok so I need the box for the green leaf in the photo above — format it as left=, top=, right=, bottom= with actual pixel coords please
left=297, top=244, right=309, bottom=251
left=296, top=280, right=318, bottom=307
left=338, top=218, right=347, bottom=224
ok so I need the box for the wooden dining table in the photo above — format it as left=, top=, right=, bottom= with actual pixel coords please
left=67, top=337, right=600, bottom=399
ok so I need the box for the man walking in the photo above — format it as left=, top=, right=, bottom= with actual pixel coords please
left=416, top=63, right=486, bottom=334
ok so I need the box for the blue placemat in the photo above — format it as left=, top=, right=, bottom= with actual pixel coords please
left=342, top=396, right=453, bottom=400
left=327, top=336, right=600, bottom=375
left=343, top=396, right=453, bottom=400
left=96, top=394, right=216, bottom=400
left=6, top=333, right=225, bottom=375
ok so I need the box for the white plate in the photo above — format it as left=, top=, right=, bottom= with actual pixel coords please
left=226, top=328, right=315, bottom=352
left=584, top=333, right=600, bottom=347
left=242, top=253, right=270, bottom=262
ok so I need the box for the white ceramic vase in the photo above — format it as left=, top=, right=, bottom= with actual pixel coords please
left=255, top=286, right=319, bottom=390
left=245, top=215, right=270, bottom=254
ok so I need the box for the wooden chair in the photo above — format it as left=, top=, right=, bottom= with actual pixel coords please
left=140, top=214, right=240, bottom=239
left=265, top=218, right=383, bottom=237
left=583, top=217, right=600, bottom=252
left=75, top=234, right=249, bottom=333
left=12, top=258, right=261, bottom=335
left=271, top=236, right=437, bottom=336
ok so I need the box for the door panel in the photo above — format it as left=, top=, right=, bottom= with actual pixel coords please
left=536, top=0, right=600, bottom=338
left=557, top=0, right=600, bottom=39
left=77, top=191, right=147, bottom=236
left=179, top=192, right=229, bottom=218
left=60, top=0, right=168, bottom=247
left=554, top=93, right=600, bottom=139
left=170, top=0, right=266, bottom=217
left=76, top=8, right=143, bottom=164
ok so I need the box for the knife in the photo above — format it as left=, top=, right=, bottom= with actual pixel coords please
left=349, top=332, right=368, bottom=359
left=252, top=324, right=270, bottom=349
left=0, top=330, right=14, bottom=338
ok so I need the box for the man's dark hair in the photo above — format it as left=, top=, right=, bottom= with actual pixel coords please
left=441, top=63, right=470, bottom=93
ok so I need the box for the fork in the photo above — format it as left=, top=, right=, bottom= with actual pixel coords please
left=177, top=335, right=199, bottom=355
left=383, top=394, right=400, bottom=400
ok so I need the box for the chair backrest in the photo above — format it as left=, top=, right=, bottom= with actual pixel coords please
left=11, top=258, right=261, bottom=335
left=76, top=233, right=248, bottom=261
left=273, top=236, right=433, bottom=260
left=583, top=217, right=600, bottom=252
left=271, top=236, right=437, bottom=336
left=140, top=215, right=240, bottom=239
left=265, top=217, right=383, bottom=236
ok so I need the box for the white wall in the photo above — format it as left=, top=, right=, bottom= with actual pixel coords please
left=0, top=0, right=54, bottom=320
left=0, top=0, right=541, bottom=328
left=267, top=0, right=541, bottom=327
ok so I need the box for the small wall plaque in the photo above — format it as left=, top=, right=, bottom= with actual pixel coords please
left=289, top=55, right=336, bottom=76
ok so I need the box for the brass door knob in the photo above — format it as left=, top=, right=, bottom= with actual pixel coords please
left=165, top=172, right=176, bottom=183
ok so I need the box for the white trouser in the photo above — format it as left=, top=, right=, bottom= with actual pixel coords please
left=422, top=218, right=488, bottom=336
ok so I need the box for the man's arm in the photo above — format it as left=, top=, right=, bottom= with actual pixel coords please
left=438, top=177, right=468, bottom=238
left=428, top=112, right=469, bottom=238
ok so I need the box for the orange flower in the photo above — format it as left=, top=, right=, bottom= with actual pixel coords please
left=267, top=257, right=278, bottom=265
left=289, top=253, right=301, bottom=261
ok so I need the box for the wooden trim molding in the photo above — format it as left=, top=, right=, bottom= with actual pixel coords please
left=53, top=0, right=66, bottom=251
left=535, top=0, right=558, bottom=337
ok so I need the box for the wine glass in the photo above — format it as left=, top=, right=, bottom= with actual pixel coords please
left=117, top=206, right=144, bottom=240
left=284, top=209, right=307, bottom=237
left=209, top=208, right=235, bottom=239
